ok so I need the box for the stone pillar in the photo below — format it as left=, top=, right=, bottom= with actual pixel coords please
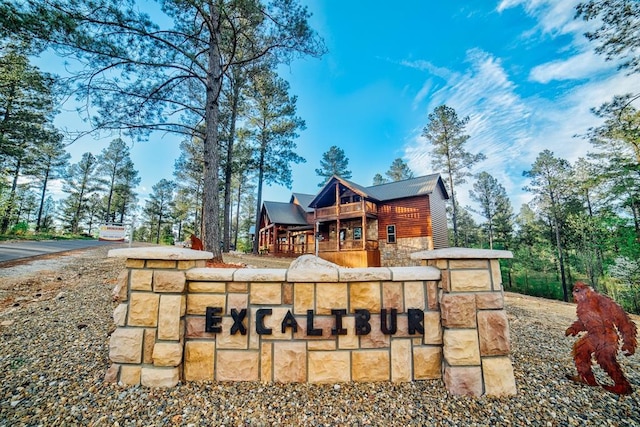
left=105, top=247, right=212, bottom=387
left=411, top=248, right=517, bottom=397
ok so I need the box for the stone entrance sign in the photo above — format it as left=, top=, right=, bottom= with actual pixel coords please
left=106, top=247, right=516, bottom=397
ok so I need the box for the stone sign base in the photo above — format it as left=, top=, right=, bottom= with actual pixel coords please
left=105, top=247, right=516, bottom=397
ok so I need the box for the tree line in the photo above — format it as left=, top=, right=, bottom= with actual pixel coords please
left=1, top=1, right=639, bottom=312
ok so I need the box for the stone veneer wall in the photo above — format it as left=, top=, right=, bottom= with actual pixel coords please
left=105, top=247, right=516, bottom=397
left=411, top=248, right=516, bottom=396
left=379, top=236, right=433, bottom=267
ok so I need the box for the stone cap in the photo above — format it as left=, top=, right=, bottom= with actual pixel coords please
left=410, top=248, right=513, bottom=260
left=186, top=265, right=439, bottom=283
left=108, top=246, right=213, bottom=260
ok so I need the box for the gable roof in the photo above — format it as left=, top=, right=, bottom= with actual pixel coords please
left=309, top=174, right=448, bottom=208
left=366, top=173, right=449, bottom=201
left=290, top=193, right=315, bottom=213
left=262, top=201, right=309, bottom=226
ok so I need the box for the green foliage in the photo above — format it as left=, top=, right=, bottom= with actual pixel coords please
left=508, top=270, right=566, bottom=301
left=4, top=0, right=325, bottom=258
left=315, top=145, right=351, bottom=186
left=0, top=231, right=93, bottom=241
left=385, top=158, right=414, bottom=182
left=10, top=221, right=28, bottom=235
left=245, top=69, right=306, bottom=253
left=422, top=105, right=486, bottom=246
left=576, top=0, right=640, bottom=74
left=142, top=179, right=176, bottom=244
left=96, top=138, right=139, bottom=224
left=0, top=43, right=59, bottom=234
left=469, top=171, right=513, bottom=250
left=59, top=152, right=101, bottom=234
left=372, top=173, right=386, bottom=186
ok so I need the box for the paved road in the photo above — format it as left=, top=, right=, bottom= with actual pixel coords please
left=0, top=240, right=122, bottom=264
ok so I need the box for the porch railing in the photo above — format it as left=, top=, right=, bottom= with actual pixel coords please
left=315, top=201, right=377, bottom=219
left=317, top=239, right=379, bottom=252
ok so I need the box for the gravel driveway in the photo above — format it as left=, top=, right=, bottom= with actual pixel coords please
left=0, top=246, right=638, bottom=426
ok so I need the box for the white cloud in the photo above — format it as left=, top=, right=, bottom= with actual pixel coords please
left=404, top=49, right=536, bottom=209
left=402, top=42, right=640, bottom=216
left=497, top=0, right=581, bottom=37
left=400, top=0, right=640, bottom=218
left=530, top=50, right=614, bottom=83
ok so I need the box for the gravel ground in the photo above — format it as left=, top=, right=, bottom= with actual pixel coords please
left=1, top=246, right=639, bottom=426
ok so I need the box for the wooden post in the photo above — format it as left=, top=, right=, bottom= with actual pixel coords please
left=361, top=199, right=366, bottom=250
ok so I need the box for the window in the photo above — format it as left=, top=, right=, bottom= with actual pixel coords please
left=387, top=225, right=396, bottom=244
left=353, top=227, right=362, bottom=240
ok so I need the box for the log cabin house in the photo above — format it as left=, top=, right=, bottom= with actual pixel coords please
left=256, top=174, right=449, bottom=267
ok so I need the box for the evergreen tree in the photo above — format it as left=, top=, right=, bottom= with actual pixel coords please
left=372, top=173, right=387, bottom=185
left=96, top=138, right=139, bottom=224
left=422, top=105, right=486, bottom=246
left=315, top=145, right=352, bottom=186
left=385, top=158, right=414, bottom=182
left=59, top=152, right=100, bottom=233
left=0, top=44, right=58, bottom=233
left=576, top=0, right=640, bottom=74
left=455, top=204, right=482, bottom=248
left=469, top=172, right=513, bottom=250
left=245, top=70, right=305, bottom=253
left=143, top=179, right=176, bottom=244
left=173, top=135, right=205, bottom=235
left=584, top=95, right=640, bottom=239
left=523, top=150, right=575, bottom=302
left=6, top=0, right=325, bottom=258
left=38, top=195, right=56, bottom=232
left=26, top=132, right=69, bottom=231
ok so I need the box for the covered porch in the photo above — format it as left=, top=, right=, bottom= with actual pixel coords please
left=314, top=217, right=381, bottom=267
left=258, top=224, right=315, bottom=256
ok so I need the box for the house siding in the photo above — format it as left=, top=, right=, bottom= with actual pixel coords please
left=377, top=196, right=433, bottom=266
left=378, top=196, right=430, bottom=239
left=430, top=185, right=449, bottom=249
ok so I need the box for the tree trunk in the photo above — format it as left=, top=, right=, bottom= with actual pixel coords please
left=202, top=4, right=223, bottom=261
left=632, top=198, right=640, bottom=242
left=73, top=181, right=87, bottom=234
left=252, top=140, right=266, bottom=254
left=553, top=214, right=569, bottom=302
left=36, top=167, right=50, bottom=231
left=155, top=213, right=161, bottom=244
left=0, top=158, right=21, bottom=234
left=222, top=82, right=241, bottom=252
left=106, top=169, right=116, bottom=223
left=448, top=173, right=458, bottom=247
left=234, top=177, right=242, bottom=250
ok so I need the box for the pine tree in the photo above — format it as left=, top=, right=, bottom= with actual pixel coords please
left=143, top=179, right=176, bottom=244
left=174, top=135, right=205, bottom=235
left=315, top=145, right=352, bottom=186
left=6, top=0, right=325, bottom=258
left=523, top=150, right=575, bottom=302
left=422, top=105, right=486, bottom=246
left=0, top=44, right=58, bottom=233
left=372, top=173, right=387, bottom=185
left=26, top=132, right=69, bottom=231
left=245, top=70, right=305, bottom=253
left=385, top=158, right=414, bottom=182
left=576, top=0, right=640, bottom=74
left=60, top=152, right=100, bottom=233
left=96, top=138, right=139, bottom=224
left=469, top=172, right=513, bottom=250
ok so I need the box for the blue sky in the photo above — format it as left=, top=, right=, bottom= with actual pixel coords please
left=56, top=0, right=640, bottom=217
